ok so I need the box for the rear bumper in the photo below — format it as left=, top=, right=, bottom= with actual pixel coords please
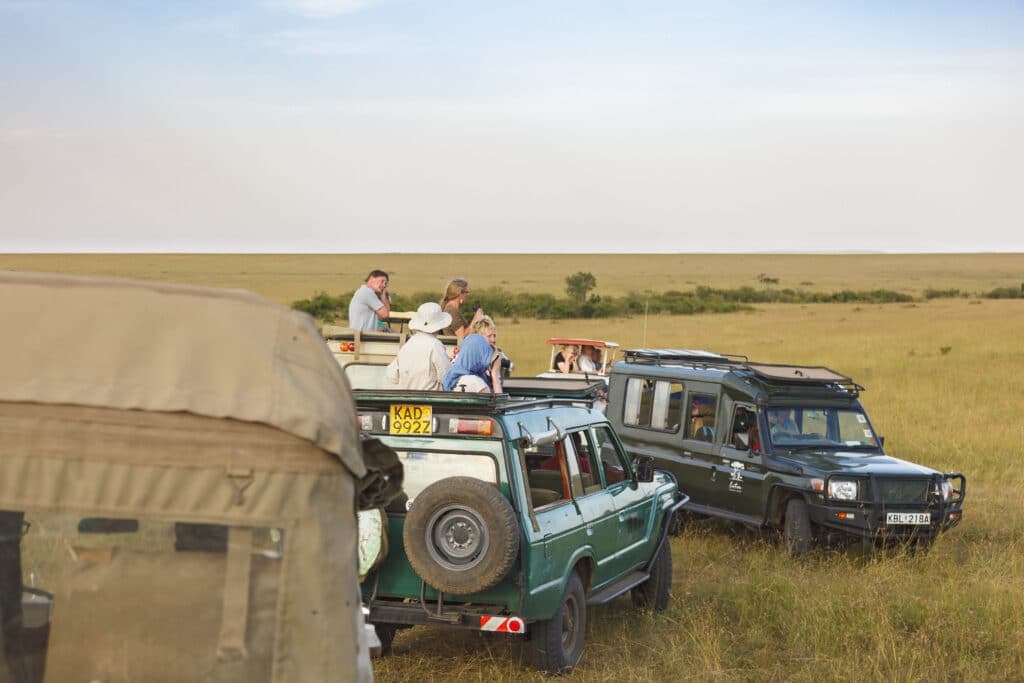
left=367, top=597, right=526, bottom=634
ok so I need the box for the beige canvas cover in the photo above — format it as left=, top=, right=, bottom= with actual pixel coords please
left=0, top=271, right=364, bottom=478
left=0, top=272, right=372, bottom=682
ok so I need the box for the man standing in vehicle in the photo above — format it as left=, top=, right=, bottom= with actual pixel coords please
left=348, top=270, right=391, bottom=332
left=385, top=302, right=452, bottom=390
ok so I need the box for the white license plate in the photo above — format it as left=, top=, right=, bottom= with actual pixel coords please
left=886, top=512, right=930, bottom=525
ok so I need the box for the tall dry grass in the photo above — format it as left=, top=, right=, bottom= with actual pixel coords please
left=6, top=254, right=1022, bottom=680
left=373, top=299, right=1024, bottom=682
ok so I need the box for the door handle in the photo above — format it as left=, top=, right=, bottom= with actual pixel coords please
left=586, top=524, right=595, bottom=536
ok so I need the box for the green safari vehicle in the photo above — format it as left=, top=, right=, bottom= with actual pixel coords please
left=356, top=378, right=685, bottom=673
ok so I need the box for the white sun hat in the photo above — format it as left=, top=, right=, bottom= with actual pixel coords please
left=409, top=301, right=452, bottom=333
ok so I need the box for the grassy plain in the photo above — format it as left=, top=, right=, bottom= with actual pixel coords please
left=4, top=253, right=1023, bottom=680
left=3, top=252, right=1024, bottom=304
left=375, top=298, right=1024, bottom=682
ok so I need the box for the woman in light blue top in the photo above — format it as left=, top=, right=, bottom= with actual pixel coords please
left=443, top=334, right=495, bottom=392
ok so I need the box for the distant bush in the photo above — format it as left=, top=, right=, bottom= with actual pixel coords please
left=294, top=284, right=919, bottom=322
left=292, top=291, right=345, bottom=319
left=982, top=286, right=1024, bottom=299
left=924, top=288, right=962, bottom=299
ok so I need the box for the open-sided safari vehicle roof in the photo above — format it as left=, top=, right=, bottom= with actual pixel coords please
left=0, top=271, right=371, bottom=683
left=545, top=337, right=620, bottom=349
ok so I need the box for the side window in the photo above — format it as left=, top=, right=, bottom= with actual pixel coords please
left=623, top=377, right=642, bottom=425
left=560, top=436, right=588, bottom=498
left=684, top=394, right=718, bottom=442
left=624, top=377, right=681, bottom=432
left=728, top=405, right=760, bottom=452
left=570, top=429, right=604, bottom=494
left=651, top=382, right=683, bottom=431
left=623, top=377, right=656, bottom=427
left=591, top=425, right=630, bottom=486
left=523, top=442, right=570, bottom=510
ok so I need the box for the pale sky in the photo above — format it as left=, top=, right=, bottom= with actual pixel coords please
left=1, top=0, right=1022, bottom=253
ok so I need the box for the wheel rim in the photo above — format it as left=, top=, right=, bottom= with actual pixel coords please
left=425, top=504, right=490, bottom=572
left=560, top=592, right=580, bottom=655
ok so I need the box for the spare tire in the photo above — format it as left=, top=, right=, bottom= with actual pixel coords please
left=403, top=476, right=519, bottom=595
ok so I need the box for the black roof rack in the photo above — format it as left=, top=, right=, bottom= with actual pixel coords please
left=353, top=378, right=603, bottom=414
left=622, top=348, right=748, bottom=370
left=621, top=349, right=864, bottom=396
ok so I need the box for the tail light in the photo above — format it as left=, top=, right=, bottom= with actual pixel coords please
left=449, top=418, right=494, bottom=436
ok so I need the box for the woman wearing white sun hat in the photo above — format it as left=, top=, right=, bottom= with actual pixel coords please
left=385, top=302, right=453, bottom=390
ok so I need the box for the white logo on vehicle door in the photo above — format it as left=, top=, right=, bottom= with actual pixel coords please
left=729, top=460, right=744, bottom=493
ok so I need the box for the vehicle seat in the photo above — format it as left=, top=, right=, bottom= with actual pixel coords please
left=528, top=469, right=563, bottom=494
left=530, top=489, right=561, bottom=508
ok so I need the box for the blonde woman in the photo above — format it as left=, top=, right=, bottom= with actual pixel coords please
left=440, top=278, right=484, bottom=337
left=471, top=315, right=503, bottom=393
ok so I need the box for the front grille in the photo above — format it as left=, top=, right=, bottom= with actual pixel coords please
left=875, top=478, right=930, bottom=504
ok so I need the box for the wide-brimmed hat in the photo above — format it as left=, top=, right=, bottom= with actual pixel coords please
left=409, top=302, right=452, bottom=333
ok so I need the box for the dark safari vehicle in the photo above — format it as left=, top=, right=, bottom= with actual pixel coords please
left=355, top=378, right=685, bottom=673
left=606, top=349, right=965, bottom=557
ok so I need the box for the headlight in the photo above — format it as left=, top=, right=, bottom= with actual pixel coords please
left=940, top=480, right=954, bottom=500
left=827, top=479, right=859, bottom=501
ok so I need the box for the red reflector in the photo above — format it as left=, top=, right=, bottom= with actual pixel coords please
left=479, top=616, right=525, bottom=634
left=452, top=419, right=493, bottom=436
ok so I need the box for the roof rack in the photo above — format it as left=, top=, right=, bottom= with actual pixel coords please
left=623, top=348, right=748, bottom=370
left=622, top=349, right=864, bottom=396
left=352, top=378, right=604, bottom=412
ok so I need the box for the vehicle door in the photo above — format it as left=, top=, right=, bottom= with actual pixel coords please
left=678, top=383, right=723, bottom=508
left=558, top=431, right=624, bottom=588
left=523, top=441, right=588, bottom=589
left=589, top=425, right=653, bottom=576
left=717, top=403, right=768, bottom=521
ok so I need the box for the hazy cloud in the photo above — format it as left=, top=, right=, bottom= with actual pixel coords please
left=265, top=0, right=379, bottom=18
left=263, top=29, right=370, bottom=56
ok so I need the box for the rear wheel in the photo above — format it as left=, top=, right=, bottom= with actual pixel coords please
left=784, top=497, right=813, bottom=557
left=530, top=572, right=586, bottom=673
left=631, top=539, right=672, bottom=611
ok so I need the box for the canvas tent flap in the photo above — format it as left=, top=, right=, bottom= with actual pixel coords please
left=0, top=271, right=365, bottom=478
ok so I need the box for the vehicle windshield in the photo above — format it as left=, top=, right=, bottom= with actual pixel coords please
left=376, top=436, right=504, bottom=504
left=766, top=406, right=879, bottom=450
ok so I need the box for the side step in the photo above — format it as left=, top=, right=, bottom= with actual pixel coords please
left=586, top=570, right=649, bottom=606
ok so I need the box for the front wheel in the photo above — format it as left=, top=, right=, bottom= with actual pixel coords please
left=373, top=624, right=399, bottom=655
left=631, top=539, right=672, bottom=611
left=529, top=572, right=587, bottom=673
left=784, top=497, right=814, bottom=557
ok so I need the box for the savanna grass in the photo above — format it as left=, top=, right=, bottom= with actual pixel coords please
left=375, top=298, right=1024, bottom=682
left=6, top=254, right=1023, bottom=680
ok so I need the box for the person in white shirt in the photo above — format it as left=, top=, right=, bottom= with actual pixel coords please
left=385, top=302, right=452, bottom=390
left=576, top=345, right=598, bottom=373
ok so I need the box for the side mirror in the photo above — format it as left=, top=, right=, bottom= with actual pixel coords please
left=878, top=435, right=885, bottom=448
left=634, top=455, right=655, bottom=483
